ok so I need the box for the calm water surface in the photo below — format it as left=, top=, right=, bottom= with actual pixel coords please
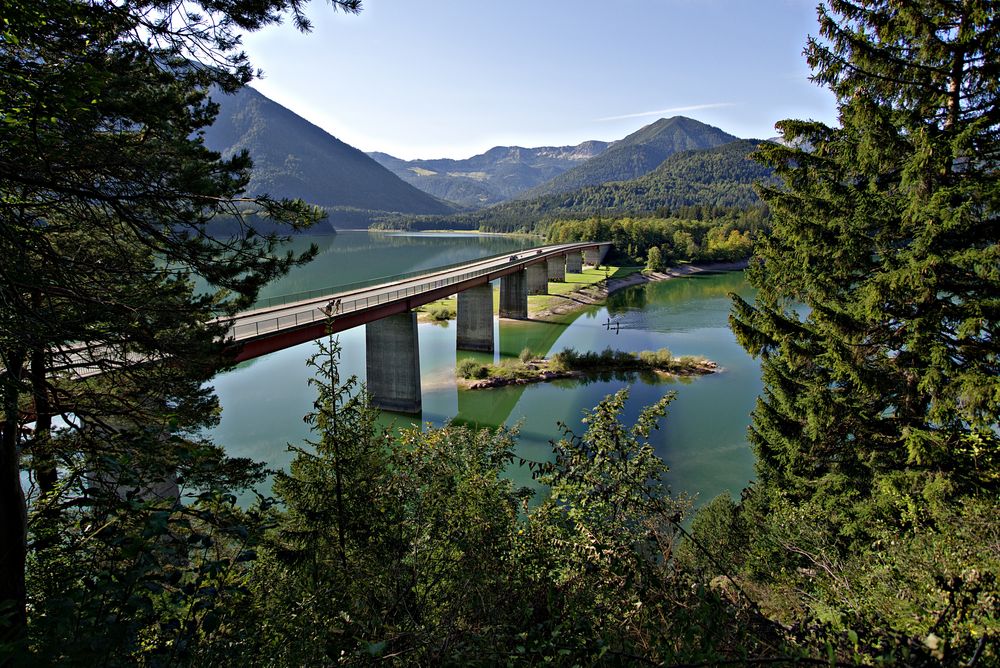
left=212, top=232, right=761, bottom=507
left=252, top=230, right=536, bottom=302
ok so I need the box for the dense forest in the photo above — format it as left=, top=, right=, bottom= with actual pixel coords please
left=1, top=0, right=996, bottom=666
left=546, top=209, right=768, bottom=266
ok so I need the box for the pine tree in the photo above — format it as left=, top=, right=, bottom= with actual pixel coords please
left=0, top=0, right=361, bottom=651
left=724, top=1, right=999, bottom=661
left=732, top=0, right=999, bottom=500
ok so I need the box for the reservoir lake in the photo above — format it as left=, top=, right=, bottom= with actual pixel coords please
left=212, top=231, right=761, bottom=507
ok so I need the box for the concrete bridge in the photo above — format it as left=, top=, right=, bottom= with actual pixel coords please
left=226, top=241, right=611, bottom=413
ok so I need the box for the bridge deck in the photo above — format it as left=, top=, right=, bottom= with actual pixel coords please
left=30, top=242, right=608, bottom=375
left=226, top=241, right=608, bottom=362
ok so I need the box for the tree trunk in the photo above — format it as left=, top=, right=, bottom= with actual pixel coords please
left=0, top=349, right=28, bottom=651
left=29, top=345, right=56, bottom=497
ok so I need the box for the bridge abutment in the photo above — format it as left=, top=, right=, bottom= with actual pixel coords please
left=565, top=251, right=583, bottom=273
left=526, top=262, right=548, bottom=295
left=456, top=284, right=494, bottom=352
left=499, top=270, right=528, bottom=319
left=366, top=311, right=422, bottom=413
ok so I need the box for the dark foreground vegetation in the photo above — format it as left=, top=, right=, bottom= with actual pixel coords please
left=1, top=0, right=997, bottom=666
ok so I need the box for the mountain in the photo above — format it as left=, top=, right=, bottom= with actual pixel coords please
left=368, top=141, right=609, bottom=208
left=373, top=139, right=774, bottom=233
left=519, top=116, right=739, bottom=199
left=561, top=138, right=774, bottom=213
left=201, top=87, right=458, bottom=224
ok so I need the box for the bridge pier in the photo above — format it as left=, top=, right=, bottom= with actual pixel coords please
left=565, top=251, right=583, bottom=273
left=526, top=262, right=548, bottom=295
left=547, top=256, right=565, bottom=282
left=596, top=244, right=610, bottom=265
left=366, top=311, right=422, bottom=413
left=84, top=401, right=180, bottom=503
left=456, top=283, right=494, bottom=352
left=583, top=248, right=599, bottom=267
left=499, top=270, right=528, bottom=319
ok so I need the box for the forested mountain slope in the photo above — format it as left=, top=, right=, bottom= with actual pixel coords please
left=518, top=116, right=739, bottom=199
left=562, top=138, right=773, bottom=212
left=379, top=139, right=773, bottom=232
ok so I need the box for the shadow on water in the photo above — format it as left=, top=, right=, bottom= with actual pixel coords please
left=452, top=313, right=581, bottom=429
left=379, top=311, right=585, bottom=432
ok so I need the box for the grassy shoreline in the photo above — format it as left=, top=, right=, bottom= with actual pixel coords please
left=417, top=259, right=747, bottom=324
left=417, top=265, right=634, bottom=324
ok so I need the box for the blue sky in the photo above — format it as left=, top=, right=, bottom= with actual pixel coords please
left=241, top=0, right=837, bottom=160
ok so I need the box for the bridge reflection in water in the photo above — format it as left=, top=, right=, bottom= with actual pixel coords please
left=226, top=242, right=611, bottom=413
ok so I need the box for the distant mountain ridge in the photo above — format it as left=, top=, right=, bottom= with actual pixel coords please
left=372, top=138, right=774, bottom=233
left=200, top=90, right=764, bottom=234
left=368, top=140, right=609, bottom=209
left=518, top=116, right=740, bottom=199
left=201, top=87, right=457, bottom=224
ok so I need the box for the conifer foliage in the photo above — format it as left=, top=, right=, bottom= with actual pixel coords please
left=734, top=0, right=999, bottom=491
left=725, top=1, right=999, bottom=661
left=0, top=0, right=360, bottom=655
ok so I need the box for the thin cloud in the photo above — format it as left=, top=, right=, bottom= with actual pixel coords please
left=597, top=103, right=736, bottom=122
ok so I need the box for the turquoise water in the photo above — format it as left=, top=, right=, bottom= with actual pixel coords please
left=211, top=233, right=761, bottom=507
left=252, top=230, right=536, bottom=302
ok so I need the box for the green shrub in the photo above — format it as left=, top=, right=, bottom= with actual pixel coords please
left=456, top=358, right=487, bottom=379
left=492, top=358, right=520, bottom=379
left=428, top=305, right=455, bottom=321
left=550, top=347, right=578, bottom=371
left=519, top=347, right=534, bottom=363
left=677, top=355, right=704, bottom=369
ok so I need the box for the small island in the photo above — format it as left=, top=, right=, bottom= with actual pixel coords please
left=457, top=347, right=718, bottom=389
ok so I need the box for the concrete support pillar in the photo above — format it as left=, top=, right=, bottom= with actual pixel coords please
left=547, top=256, right=565, bottom=282
left=456, top=283, right=494, bottom=352
left=583, top=248, right=599, bottom=267
left=526, top=262, right=548, bottom=295
left=366, top=311, right=421, bottom=413
left=499, top=270, right=528, bottom=319
left=84, top=401, right=180, bottom=503
left=597, top=244, right=611, bottom=265
left=565, top=251, right=583, bottom=273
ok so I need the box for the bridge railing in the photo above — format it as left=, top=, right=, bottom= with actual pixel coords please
left=225, top=241, right=610, bottom=342
left=249, top=247, right=536, bottom=310
left=227, top=262, right=502, bottom=341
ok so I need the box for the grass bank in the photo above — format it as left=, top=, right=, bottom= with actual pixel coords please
left=416, top=265, right=635, bottom=324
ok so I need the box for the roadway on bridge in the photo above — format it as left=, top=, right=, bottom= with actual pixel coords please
left=34, top=241, right=607, bottom=375
left=225, top=241, right=606, bottom=346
